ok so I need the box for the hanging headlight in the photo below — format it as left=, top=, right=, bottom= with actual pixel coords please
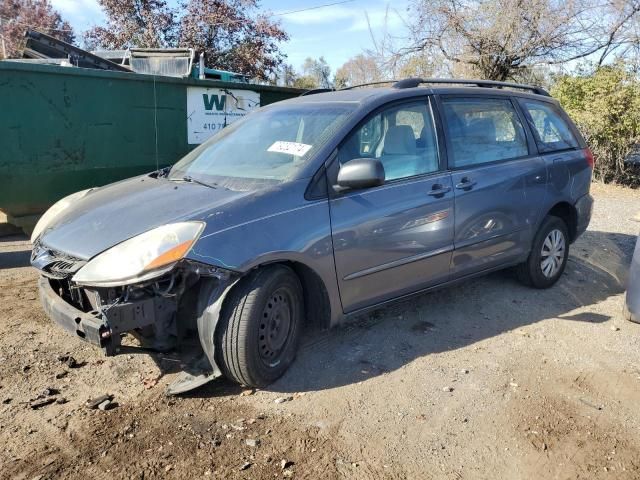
left=72, top=222, right=205, bottom=287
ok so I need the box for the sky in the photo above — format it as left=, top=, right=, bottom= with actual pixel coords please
left=49, top=0, right=411, bottom=73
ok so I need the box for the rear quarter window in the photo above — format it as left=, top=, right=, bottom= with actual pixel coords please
left=520, top=100, right=579, bottom=153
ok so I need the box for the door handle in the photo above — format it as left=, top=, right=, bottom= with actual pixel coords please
left=427, top=184, right=452, bottom=197
left=455, top=177, right=477, bottom=190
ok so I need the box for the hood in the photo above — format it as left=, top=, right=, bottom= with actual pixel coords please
left=39, top=175, right=251, bottom=260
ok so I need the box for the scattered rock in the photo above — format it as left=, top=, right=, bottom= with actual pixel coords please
left=55, top=371, right=68, bottom=379
left=442, top=386, right=454, bottom=392
left=42, top=387, right=60, bottom=397
left=240, top=389, right=255, bottom=396
left=56, top=397, right=68, bottom=405
left=509, top=382, right=519, bottom=388
left=610, top=325, right=620, bottom=331
left=98, top=399, right=116, bottom=411
left=86, top=394, right=114, bottom=409
left=2, top=397, right=12, bottom=404
left=22, top=365, right=31, bottom=372
left=245, top=438, right=260, bottom=447
left=274, top=396, right=293, bottom=404
left=143, top=378, right=158, bottom=389
left=239, top=462, right=252, bottom=471
left=30, top=397, right=56, bottom=409
left=280, top=459, right=294, bottom=470
left=58, top=355, right=81, bottom=369
left=461, top=369, right=469, bottom=374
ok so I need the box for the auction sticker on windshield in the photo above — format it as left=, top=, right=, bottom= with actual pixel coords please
left=187, top=87, right=261, bottom=144
left=267, top=141, right=313, bottom=156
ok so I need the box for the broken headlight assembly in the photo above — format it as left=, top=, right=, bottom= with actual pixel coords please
left=72, top=222, right=205, bottom=287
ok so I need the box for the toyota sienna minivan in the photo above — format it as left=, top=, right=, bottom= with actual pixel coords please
left=31, top=78, right=594, bottom=393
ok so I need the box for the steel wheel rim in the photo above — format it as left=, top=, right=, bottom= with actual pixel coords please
left=540, top=228, right=566, bottom=278
left=258, top=287, right=293, bottom=367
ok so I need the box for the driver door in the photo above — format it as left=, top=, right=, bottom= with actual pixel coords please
left=328, top=98, right=454, bottom=313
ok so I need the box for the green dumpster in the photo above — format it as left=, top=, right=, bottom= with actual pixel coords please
left=0, top=61, right=303, bottom=231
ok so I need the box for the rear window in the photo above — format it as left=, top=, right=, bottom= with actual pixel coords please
left=521, top=100, right=579, bottom=153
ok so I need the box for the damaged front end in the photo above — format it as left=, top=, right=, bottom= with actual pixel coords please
left=32, top=241, right=238, bottom=394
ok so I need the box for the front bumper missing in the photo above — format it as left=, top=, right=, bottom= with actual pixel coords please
left=39, top=276, right=110, bottom=350
left=38, top=276, right=176, bottom=355
left=38, top=272, right=236, bottom=395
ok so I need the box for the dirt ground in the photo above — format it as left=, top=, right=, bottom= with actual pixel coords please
left=1, top=183, right=639, bottom=480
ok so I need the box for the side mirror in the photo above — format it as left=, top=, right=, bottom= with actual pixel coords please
left=336, top=158, right=385, bottom=191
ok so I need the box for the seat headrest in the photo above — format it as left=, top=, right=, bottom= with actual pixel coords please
left=468, top=117, right=496, bottom=141
left=383, top=125, right=417, bottom=155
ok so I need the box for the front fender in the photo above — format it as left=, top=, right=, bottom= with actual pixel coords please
left=166, top=276, right=239, bottom=395
left=196, top=277, right=239, bottom=374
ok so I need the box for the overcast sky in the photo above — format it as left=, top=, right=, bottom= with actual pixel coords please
left=49, top=0, right=410, bottom=72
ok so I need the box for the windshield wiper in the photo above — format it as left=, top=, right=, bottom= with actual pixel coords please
left=171, top=175, right=217, bottom=189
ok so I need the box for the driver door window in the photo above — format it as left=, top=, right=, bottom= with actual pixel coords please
left=336, top=100, right=439, bottom=182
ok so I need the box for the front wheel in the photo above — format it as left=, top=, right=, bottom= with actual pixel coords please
left=216, top=265, right=303, bottom=387
left=517, top=216, right=569, bottom=289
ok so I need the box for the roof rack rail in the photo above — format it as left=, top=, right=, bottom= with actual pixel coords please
left=300, top=88, right=334, bottom=96
left=340, top=80, right=399, bottom=90
left=392, top=77, right=551, bottom=97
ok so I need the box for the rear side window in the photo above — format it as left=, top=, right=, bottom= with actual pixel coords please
left=521, top=100, right=579, bottom=153
left=441, top=97, right=529, bottom=168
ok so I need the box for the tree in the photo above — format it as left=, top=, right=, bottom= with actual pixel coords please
left=178, top=0, right=287, bottom=80
left=0, top=0, right=74, bottom=59
left=85, top=0, right=288, bottom=81
left=292, top=74, right=318, bottom=89
left=84, top=0, right=176, bottom=50
left=296, top=56, right=332, bottom=89
left=268, top=63, right=298, bottom=87
left=398, top=0, right=640, bottom=81
left=334, top=53, right=382, bottom=88
left=553, top=63, right=640, bottom=185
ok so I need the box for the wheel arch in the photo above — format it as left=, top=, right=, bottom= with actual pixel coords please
left=219, top=256, right=334, bottom=331
left=247, top=260, right=333, bottom=331
left=545, top=201, right=578, bottom=243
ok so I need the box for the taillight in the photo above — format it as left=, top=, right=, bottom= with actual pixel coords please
left=584, top=148, right=595, bottom=168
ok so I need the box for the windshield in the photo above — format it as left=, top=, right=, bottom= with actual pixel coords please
left=169, top=102, right=355, bottom=189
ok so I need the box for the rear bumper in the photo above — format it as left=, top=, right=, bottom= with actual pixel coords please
left=623, top=300, right=639, bottom=323
left=624, top=233, right=640, bottom=324
left=575, top=193, right=594, bottom=239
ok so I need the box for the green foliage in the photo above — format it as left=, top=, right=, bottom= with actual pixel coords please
left=552, top=64, right=640, bottom=186
left=292, top=75, right=319, bottom=90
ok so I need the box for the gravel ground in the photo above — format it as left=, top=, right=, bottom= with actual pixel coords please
left=0, top=182, right=639, bottom=479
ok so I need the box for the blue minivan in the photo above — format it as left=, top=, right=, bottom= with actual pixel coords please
left=31, top=78, right=594, bottom=392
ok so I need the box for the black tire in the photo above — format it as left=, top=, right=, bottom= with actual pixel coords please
left=215, top=265, right=303, bottom=387
left=517, top=215, right=570, bottom=289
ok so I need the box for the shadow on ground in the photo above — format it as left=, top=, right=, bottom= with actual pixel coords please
left=3, top=229, right=634, bottom=397
left=0, top=234, right=31, bottom=269
left=191, top=230, right=636, bottom=397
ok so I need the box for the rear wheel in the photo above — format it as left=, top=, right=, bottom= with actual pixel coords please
left=216, top=265, right=303, bottom=387
left=517, top=216, right=569, bottom=288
